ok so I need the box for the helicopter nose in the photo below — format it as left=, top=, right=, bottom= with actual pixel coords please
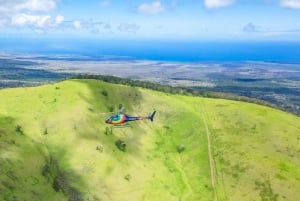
left=105, top=119, right=112, bottom=124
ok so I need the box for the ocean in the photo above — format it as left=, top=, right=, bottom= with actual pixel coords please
left=1, top=38, right=300, bottom=62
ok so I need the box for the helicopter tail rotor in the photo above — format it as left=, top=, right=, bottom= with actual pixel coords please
left=149, top=111, right=156, bottom=122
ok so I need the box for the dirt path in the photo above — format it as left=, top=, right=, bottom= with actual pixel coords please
left=200, top=103, right=218, bottom=201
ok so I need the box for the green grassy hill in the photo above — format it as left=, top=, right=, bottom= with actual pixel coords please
left=0, top=79, right=299, bottom=201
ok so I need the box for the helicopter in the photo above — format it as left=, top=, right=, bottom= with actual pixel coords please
left=105, top=110, right=156, bottom=127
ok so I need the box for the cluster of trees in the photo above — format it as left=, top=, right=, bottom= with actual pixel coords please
left=74, top=74, right=190, bottom=95
left=73, top=74, right=281, bottom=111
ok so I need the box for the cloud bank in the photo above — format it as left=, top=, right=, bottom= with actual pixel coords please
left=0, top=0, right=62, bottom=30
left=11, top=13, right=63, bottom=28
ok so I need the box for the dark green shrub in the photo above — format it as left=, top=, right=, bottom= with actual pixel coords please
left=15, top=125, right=23, bottom=135
left=115, top=139, right=126, bottom=152
left=101, top=90, right=108, bottom=97
left=177, top=145, right=186, bottom=153
left=104, top=127, right=112, bottom=135
left=124, top=174, right=131, bottom=181
left=108, top=105, right=114, bottom=112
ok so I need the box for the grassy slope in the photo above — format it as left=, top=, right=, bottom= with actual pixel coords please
left=204, top=100, right=300, bottom=201
left=0, top=79, right=299, bottom=201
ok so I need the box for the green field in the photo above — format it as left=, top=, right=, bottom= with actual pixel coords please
left=0, top=79, right=300, bottom=201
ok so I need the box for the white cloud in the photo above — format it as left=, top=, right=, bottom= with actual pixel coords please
left=70, top=19, right=112, bottom=34
left=73, top=20, right=81, bottom=29
left=204, top=0, right=235, bottom=9
left=138, top=1, right=164, bottom=15
left=73, top=20, right=103, bottom=29
left=55, top=15, right=64, bottom=25
left=12, top=13, right=50, bottom=27
left=0, top=1, right=21, bottom=13
left=0, top=0, right=56, bottom=13
left=280, top=0, right=300, bottom=9
left=0, top=0, right=61, bottom=30
left=18, top=0, right=56, bottom=11
left=11, top=13, right=63, bottom=28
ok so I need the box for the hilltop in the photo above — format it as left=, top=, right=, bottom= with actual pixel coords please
left=0, top=79, right=300, bottom=201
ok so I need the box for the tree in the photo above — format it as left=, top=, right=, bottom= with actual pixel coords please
left=115, top=139, right=126, bottom=152
left=177, top=145, right=186, bottom=153
left=15, top=125, right=23, bottom=135
left=101, top=90, right=108, bottom=97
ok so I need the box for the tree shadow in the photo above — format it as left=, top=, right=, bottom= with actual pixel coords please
left=0, top=115, right=85, bottom=201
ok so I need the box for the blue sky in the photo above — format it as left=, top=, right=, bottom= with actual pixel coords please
left=1, top=0, right=300, bottom=41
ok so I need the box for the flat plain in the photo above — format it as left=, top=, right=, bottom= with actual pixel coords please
left=1, top=55, right=299, bottom=115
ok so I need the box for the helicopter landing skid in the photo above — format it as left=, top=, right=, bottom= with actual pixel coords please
left=112, top=123, right=131, bottom=128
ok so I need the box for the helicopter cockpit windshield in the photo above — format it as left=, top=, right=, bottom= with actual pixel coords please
left=111, top=115, right=120, bottom=121
left=105, top=114, right=121, bottom=123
